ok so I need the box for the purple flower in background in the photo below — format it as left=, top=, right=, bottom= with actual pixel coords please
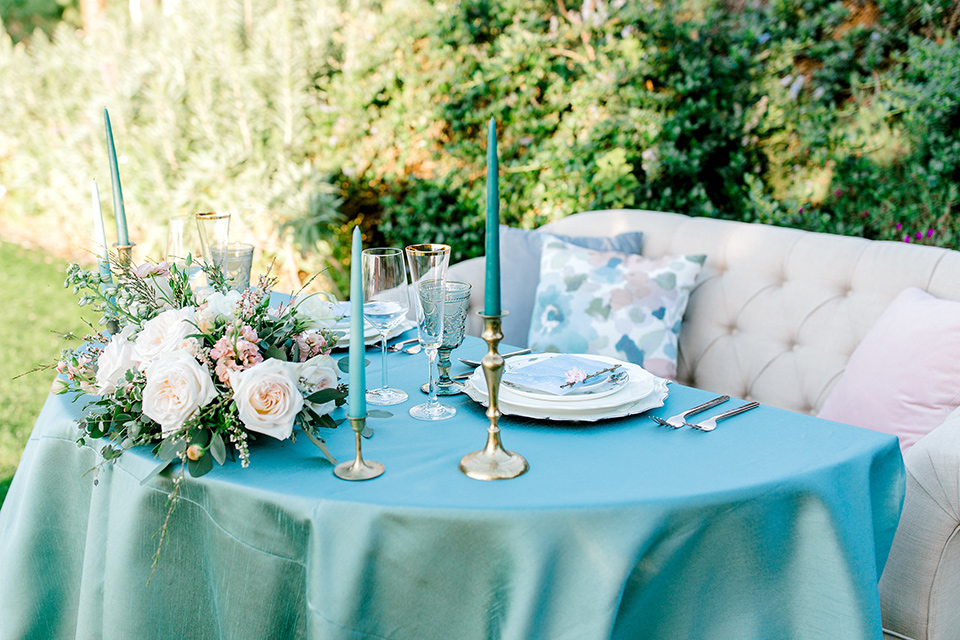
left=903, top=235, right=911, bottom=243
left=896, top=223, right=903, bottom=231
left=927, top=229, right=934, bottom=238
left=799, top=207, right=804, bottom=213
left=835, top=189, right=842, bottom=197
left=916, top=231, right=923, bottom=240
left=861, top=210, right=869, bottom=217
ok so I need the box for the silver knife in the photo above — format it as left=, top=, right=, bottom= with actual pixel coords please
left=457, top=349, right=532, bottom=369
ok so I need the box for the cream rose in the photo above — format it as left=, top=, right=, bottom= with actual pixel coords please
left=96, top=325, right=138, bottom=395
left=229, top=359, right=304, bottom=440
left=133, top=307, right=196, bottom=370
left=290, top=355, right=339, bottom=415
left=296, top=294, right=340, bottom=330
left=142, top=351, right=217, bottom=438
left=195, top=290, right=242, bottom=333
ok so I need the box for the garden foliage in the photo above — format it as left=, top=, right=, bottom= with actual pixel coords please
left=1, top=0, right=959, bottom=295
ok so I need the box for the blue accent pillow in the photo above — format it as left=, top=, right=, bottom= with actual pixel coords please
left=527, top=234, right=705, bottom=380
left=499, top=225, right=643, bottom=347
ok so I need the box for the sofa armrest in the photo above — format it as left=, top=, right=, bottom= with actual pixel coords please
left=880, top=407, right=960, bottom=640
left=447, top=256, right=486, bottom=339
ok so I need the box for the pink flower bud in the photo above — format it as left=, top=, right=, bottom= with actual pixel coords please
left=186, top=444, right=204, bottom=461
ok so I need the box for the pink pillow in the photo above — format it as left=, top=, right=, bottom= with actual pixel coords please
left=818, top=287, right=960, bottom=452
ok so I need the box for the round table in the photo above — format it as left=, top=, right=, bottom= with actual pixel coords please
left=0, top=337, right=904, bottom=640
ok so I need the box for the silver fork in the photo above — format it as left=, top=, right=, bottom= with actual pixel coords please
left=685, top=401, right=760, bottom=432
left=650, top=395, right=730, bottom=429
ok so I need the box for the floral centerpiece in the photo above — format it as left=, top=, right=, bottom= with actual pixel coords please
left=54, top=254, right=347, bottom=481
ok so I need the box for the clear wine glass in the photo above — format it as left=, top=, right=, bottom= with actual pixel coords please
left=362, top=248, right=411, bottom=406
left=165, top=214, right=203, bottom=283
left=405, top=244, right=455, bottom=421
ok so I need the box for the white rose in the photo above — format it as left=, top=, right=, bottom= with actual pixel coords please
left=133, top=307, right=196, bottom=370
left=142, top=351, right=217, bottom=438
left=96, top=325, right=138, bottom=395
left=229, top=359, right=304, bottom=440
left=290, top=354, right=339, bottom=415
left=192, top=286, right=217, bottom=303
left=195, top=290, right=242, bottom=333
left=296, top=294, right=340, bottom=330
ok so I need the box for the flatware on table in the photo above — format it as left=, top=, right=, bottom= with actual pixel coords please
left=458, top=348, right=532, bottom=369
left=650, top=395, right=730, bottom=429
left=387, top=337, right=420, bottom=352
left=685, top=401, right=760, bottom=432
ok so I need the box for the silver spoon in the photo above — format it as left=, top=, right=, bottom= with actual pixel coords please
left=387, top=337, right=420, bottom=353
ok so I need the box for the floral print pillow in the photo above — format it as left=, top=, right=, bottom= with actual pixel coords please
left=527, top=235, right=706, bottom=379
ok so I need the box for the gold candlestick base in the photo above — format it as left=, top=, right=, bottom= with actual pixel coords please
left=334, top=415, right=384, bottom=481
left=112, top=242, right=135, bottom=268
left=105, top=243, right=136, bottom=336
left=459, top=313, right=528, bottom=481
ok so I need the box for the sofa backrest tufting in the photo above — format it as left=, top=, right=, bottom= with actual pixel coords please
left=448, top=209, right=960, bottom=416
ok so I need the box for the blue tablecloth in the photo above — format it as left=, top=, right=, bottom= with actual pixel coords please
left=0, top=336, right=904, bottom=640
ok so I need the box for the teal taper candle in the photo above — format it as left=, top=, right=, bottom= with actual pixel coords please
left=348, top=226, right=367, bottom=418
left=484, top=118, right=501, bottom=316
left=104, top=108, right=129, bottom=246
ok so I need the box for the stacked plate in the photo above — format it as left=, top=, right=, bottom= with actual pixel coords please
left=461, top=353, right=669, bottom=422
left=330, top=303, right=417, bottom=349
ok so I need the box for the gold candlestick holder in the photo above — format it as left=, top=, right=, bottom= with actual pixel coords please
left=105, top=243, right=135, bottom=335
left=334, top=415, right=384, bottom=481
left=112, top=242, right=135, bottom=267
left=459, top=313, right=529, bottom=481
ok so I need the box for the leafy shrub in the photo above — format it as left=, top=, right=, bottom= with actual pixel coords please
left=2, top=0, right=960, bottom=297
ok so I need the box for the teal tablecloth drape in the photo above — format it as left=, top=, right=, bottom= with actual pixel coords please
left=0, top=336, right=904, bottom=640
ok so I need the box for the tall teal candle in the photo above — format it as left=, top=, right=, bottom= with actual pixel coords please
left=484, top=118, right=501, bottom=316
left=104, top=108, right=129, bottom=246
left=348, top=226, right=367, bottom=418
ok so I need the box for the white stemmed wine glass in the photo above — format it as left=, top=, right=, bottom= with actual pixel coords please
left=362, top=247, right=411, bottom=406
left=405, top=243, right=454, bottom=421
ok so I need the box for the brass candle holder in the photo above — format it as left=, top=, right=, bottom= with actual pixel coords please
left=334, top=415, right=384, bottom=481
left=459, top=313, right=529, bottom=481
left=112, top=242, right=136, bottom=268
left=105, top=243, right=136, bottom=335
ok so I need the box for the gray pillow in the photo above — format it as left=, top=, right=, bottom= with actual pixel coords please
left=499, top=225, right=644, bottom=347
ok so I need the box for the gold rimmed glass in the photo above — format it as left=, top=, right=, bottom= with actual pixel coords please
left=405, top=244, right=454, bottom=421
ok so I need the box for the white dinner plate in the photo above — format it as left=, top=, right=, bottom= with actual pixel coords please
left=462, top=355, right=669, bottom=422
left=331, top=318, right=417, bottom=349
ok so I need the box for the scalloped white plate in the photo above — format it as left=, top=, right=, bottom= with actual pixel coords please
left=463, top=355, right=669, bottom=422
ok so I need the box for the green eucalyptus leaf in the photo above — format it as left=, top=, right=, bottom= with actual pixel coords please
left=361, top=426, right=374, bottom=439
left=306, top=388, right=346, bottom=404
left=317, top=413, right=338, bottom=429
left=301, top=426, right=338, bottom=465
left=367, top=409, right=392, bottom=419
left=89, top=420, right=108, bottom=439
left=157, top=437, right=185, bottom=461
left=264, top=344, right=288, bottom=361
left=337, top=356, right=370, bottom=373
left=140, top=459, right=174, bottom=486
left=188, top=452, right=214, bottom=478
left=210, top=433, right=227, bottom=465
left=189, top=428, right=211, bottom=448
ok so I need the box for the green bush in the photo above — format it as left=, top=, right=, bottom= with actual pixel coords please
left=2, top=0, right=959, bottom=299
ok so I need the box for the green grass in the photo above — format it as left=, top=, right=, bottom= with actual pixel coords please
left=0, top=241, right=97, bottom=507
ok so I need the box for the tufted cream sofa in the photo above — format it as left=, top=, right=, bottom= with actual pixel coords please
left=447, top=209, right=960, bottom=640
